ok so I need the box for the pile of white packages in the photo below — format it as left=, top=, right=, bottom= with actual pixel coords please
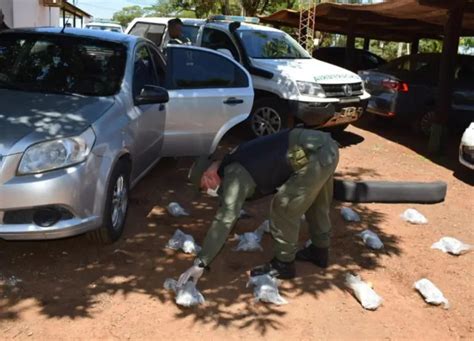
left=166, top=229, right=201, bottom=255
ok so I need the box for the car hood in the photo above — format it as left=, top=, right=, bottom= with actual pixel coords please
left=250, top=58, right=362, bottom=84
left=461, top=122, right=474, bottom=147
left=0, top=90, right=115, bottom=156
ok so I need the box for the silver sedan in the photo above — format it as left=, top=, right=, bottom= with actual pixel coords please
left=0, top=28, right=253, bottom=242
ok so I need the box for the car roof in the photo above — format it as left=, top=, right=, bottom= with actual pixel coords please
left=86, top=22, right=122, bottom=28
left=0, top=27, right=137, bottom=44
left=131, top=17, right=205, bottom=26
left=205, top=21, right=283, bottom=33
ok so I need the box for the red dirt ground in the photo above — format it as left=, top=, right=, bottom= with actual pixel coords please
left=1, top=117, right=473, bottom=340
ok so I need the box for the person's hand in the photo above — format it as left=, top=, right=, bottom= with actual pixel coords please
left=177, top=263, right=204, bottom=287
left=200, top=161, right=221, bottom=192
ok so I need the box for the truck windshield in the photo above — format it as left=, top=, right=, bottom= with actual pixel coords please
left=238, top=30, right=311, bottom=59
left=0, top=33, right=126, bottom=96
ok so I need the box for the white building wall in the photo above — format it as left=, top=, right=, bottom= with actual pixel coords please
left=0, top=0, right=13, bottom=27
left=12, top=0, right=60, bottom=27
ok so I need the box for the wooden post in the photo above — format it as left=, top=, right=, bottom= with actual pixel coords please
left=363, top=38, right=370, bottom=50
left=345, top=17, right=357, bottom=70
left=411, top=38, right=419, bottom=55
left=429, top=1, right=465, bottom=154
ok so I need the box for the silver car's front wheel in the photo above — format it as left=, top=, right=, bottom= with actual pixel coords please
left=249, top=98, right=288, bottom=137
left=88, top=160, right=130, bottom=244
left=111, top=175, right=128, bottom=231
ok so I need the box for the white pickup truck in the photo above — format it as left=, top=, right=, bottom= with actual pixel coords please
left=127, top=16, right=371, bottom=137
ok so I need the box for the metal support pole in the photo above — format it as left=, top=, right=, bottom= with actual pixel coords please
left=411, top=38, right=419, bottom=55
left=429, top=1, right=465, bottom=154
left=363, top=38, right=370, bottom=50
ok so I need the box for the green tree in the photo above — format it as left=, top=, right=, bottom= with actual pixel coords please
left=112, top=6, right=145, bottom=27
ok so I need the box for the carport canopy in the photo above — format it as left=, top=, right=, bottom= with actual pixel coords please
left=260, top=0, right=474, bottom=42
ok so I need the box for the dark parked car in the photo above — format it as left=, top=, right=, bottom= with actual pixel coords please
left=313, top=47, right=386, bottom=72
left=359, top=53, right=474, bottom=136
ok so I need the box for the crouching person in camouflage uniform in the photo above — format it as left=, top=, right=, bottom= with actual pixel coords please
left=177, top=128, right=339, bottom=287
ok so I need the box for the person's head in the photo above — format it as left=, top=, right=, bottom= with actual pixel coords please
left=168, top=18, right=183, bottom=39
left=0, top=9, right=5, bottom=25
left=188, top=157, right=222, bottom=193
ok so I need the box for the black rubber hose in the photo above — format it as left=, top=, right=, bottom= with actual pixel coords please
left=333, top=180, right=447, bottom=204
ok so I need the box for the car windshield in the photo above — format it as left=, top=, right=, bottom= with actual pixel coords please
left=238, top=30, right=311, bottom=59
left=0, top=33, right=127, bottom=96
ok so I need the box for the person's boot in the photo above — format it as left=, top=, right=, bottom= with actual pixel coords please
left=250, top=258, right=296, bottom=279
left=295, top=244, right=329, bottom=268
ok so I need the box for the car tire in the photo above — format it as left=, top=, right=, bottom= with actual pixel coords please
left=414, top=110, right=436, bottom=137
left=248, top=98, right=289, bottom=138
left=333, top=180, right=447, bottom=204
left=88, top=160, right=131, bottom=244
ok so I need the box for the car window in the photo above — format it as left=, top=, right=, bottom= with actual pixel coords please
left=238, top=30, right=310, bottom=59
left=181, top=25, right=200, bottom=44
left=0, top=33, right=126, bottom=96
left=148, top=44, right=166, bottom=85
left=133, top=45, right=159, bottom=98
left=129, top=23, right=166, bottom=47
left=201, top=28, right=239, bottom=60
left=359, top=52, right=381, bottom=70
left=167, top=48, right=248, bottom=89
left=456, top=60, right=474, bottom=84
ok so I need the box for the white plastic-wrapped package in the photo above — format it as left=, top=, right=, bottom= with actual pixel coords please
left=167, top=202, right=189, bottom=217
left=401, top=208, right=428, bottom=224
left=256, top=220, right=271, bottom=235
left=247, top=275, right=288, bottom=305
left=163, top=278, right=205, bottom=307
left=431, top=237, right=471, bottom=255
left=414, top=278, right=449, bottom=309
left=341, top=207, right=361, bottom=222
left=166, top=229, right=201, bottom=254
left=233, top=232, right=263, bottom=252
left=345, top=273, right=383, bottom=310
left=358, top=229, right=384, bottom=250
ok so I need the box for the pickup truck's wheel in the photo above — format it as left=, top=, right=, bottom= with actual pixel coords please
left=88, top=160, right=131, bottom=244
left=249, top=98, right=288, bottom=137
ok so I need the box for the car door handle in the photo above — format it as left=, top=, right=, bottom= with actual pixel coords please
left=223, top=97, right=244, bottom=105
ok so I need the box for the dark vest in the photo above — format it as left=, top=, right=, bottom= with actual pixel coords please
left=218, top=130, right=293, bottom=197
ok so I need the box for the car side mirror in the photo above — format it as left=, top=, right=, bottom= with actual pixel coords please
left=217, top=48, right=235, bottom=60
left=135, top=85, right=169, bottom=105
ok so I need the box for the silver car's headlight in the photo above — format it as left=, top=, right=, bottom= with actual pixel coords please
left=18, top=128, right=96, bottom=175
left=296, top=81, right=325, bottom=97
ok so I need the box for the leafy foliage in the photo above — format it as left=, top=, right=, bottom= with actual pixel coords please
left=112, top=6, right=146, bottom=27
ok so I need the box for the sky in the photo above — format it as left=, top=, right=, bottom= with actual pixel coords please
left=73, top=0, right=156, bottom=19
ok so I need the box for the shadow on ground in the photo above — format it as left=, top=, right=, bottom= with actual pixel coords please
left=0, top=129, right=400, bottom=335
left=354, top=116, right=473, bottom=186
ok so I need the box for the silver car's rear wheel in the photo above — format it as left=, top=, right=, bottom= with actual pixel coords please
left=249, top=98, right=288, bottom=138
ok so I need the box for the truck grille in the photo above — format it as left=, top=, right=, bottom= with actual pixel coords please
left=321, top=83, right=363, bottom=98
